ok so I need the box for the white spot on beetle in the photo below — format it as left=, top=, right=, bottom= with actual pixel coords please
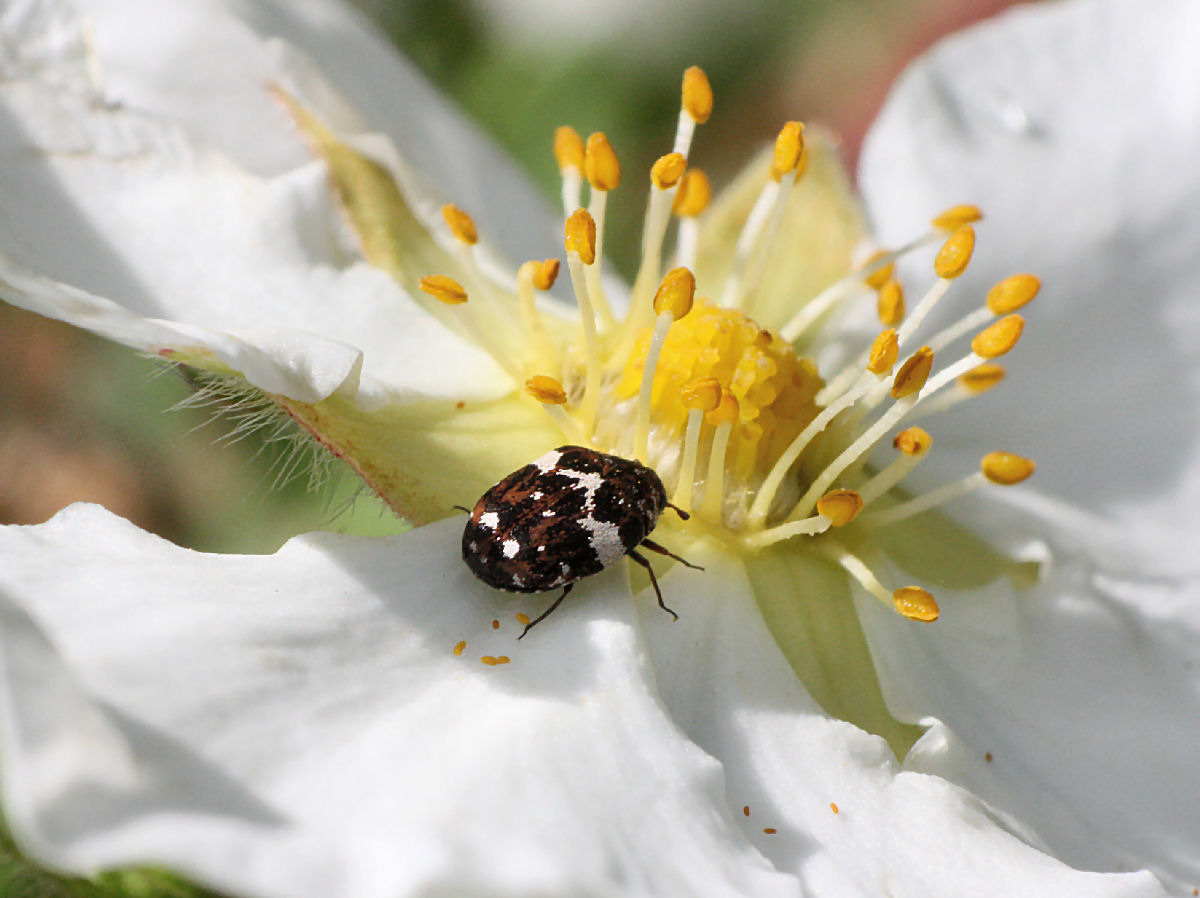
left=502, top=539, right=520, bottom=559
left=479, top=512, right=500, bottom=530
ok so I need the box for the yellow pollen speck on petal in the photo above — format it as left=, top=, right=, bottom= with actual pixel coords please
left=525, top=375, right=568, bottom=405
left=743, top=805, right=751, bottom=817
left=554, top=125, right=585, bottom=171
left=934, top=225, right=975, bottom=279
left=491, top=619, right=500, bottom=629
left=453, top=640, right=466, bottom=656
left=673, top=169, right=711, bottom=216
left=932, top=204, right=983, bottom=231
left=653, top=267, right=696, bottom=319
left=876, top=279, right=905, bottom=326
left=565, top=208, right=597, bottom=265
left=971, top=314, right=1024, bottom=358
left=707, top=388, right=740, bottom=426
left=817, top=489, right=863, bottom=526
left=892, top=346, right=934, bottom=398
left=987, top=273, right=1041, bottom=314
left=981, top=451, right=1036, bottom=485
left=771, top=121, right=805, bottom=181
left=480, top=655, right=499, bottom=666
left=419, top=274, right=468, bottom=305
left=533, top=258, right=561, bottom=291
left=651, top=152, right=688, bottom=189
left=763, top=828, right=777, bottom=835
left=585, top=132, right=621, bottom=190
left=516, top=613, right=531, bottom=625
left=863, top=250, right=895, bottom=289
left=893, top=426, right=933, bottom=456
left=496, top=655, right=511, bottom=665
left=681, top=376, right=722, bottom=412
left=893, top=586, right=940, bottom=622
left=682, top=66, right=713, bottom=123
left=867, top=328, right=899, bottom=376
left=959, top=363, right=1006, bottom=393
left=442, top=204, right=478, bottom=245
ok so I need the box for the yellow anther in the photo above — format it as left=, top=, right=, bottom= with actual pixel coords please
left=793, top=146, right=810, bottom=181
left=525, top=375, right=568, bottom=405
left=891, top=346, right=934, bottom=399
left=653, top=267, right=696, bottom=319
left=987, top=273, right=1041, bottom=314
left=584, top=132, right=621, bottom=191
left=419, top=274, right=468, bottom=305
left=681, top=376, right=722, bottom=412
left=931, top=204, right=983, bottom=231
left=981, top=451, right=1036, bottom=485
left=816, top=489, right=863, bottom=527
left=672, top=169, right=711, bottom=216
left=892, top=586, right=940, bottom=622
left=554, top=125, right=585, bottom=171
left=707, top=388, right=740, bottom=426
left=771, top=121, right=805, bottom=181
left=862, top=250, right=895, bottom=290
left=565, top=208, right=597, bottom=265
left=532, top=258, right=561, bottom=291
left=876, top=279, right=905, bottom=326
left=971, top=314, right=1024, bottom=358
left=959, top=363, right=1006, bottom=393
left=651, top=152, right=687, bottom=189
left=867, top=328, right=899, bottom=376
left=682, top=66, right=713, bottom=124
left=442, top=204, right=478, bottom=245
left=934, top=225, right=975, bottom=279
left=893, top=426, right=933, bottom=456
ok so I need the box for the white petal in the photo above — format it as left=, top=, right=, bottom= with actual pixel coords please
left=0, top=506, right=794, bottom=898
left=0, top=0, right=544, bottom=404
left=634, top=546, right=1168, bottom=897
left=856, top=506, right=1200, bottom=894
left=859, top=0, right=1200, bottom=535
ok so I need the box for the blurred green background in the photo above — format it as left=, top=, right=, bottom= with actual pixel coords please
left=0, top=0, right=1026, bottom=554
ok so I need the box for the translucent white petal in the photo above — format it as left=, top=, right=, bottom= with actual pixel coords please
left=0, top=0, right=552, bottom=405
left=635, top=546, right=1168, bottom=897
left=857, top=503, right=1200, bottom=895
left=0, top=506, right=794, bottom=898
left=859, top=0, right=1200, bottom=535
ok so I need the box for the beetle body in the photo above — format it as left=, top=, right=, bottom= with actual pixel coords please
left=461, top=445, right=695, bottom=636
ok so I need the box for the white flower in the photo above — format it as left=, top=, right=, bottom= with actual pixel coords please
left=0, top=0, right=1197, bottom=897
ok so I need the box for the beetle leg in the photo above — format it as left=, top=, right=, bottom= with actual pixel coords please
left=665, top=501, right=690, bottom=521
left=639, top=538, right=703, bottom=571
left=518, top=583, right=575, bottom=640
left=627, top=548, right=679, bottom=621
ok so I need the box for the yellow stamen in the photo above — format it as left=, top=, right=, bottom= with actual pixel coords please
left=672, top=169, right=711, bottom=217
left=700, top=389, right=739, bottom=521
left=816, top=489, right=863, bottom=527
left=652, top=267, right=696, bottom=319
left=651, top=152, right=687, bottom=190
left=525, top=375, right=567, bottom=405
left=554, top=126, right=585, bottom=171
left=442, top=203, right=478, bottom=245
left=419, top=274, right=468, bottom=305
left=894, top=426, right=933, bottom=456
left=981, top=451, right=1036, bottom=485
left=959, top=363, right=1006, bottom=393
left=673, top=376, right=721, bottom=511
left=931, top=204, right=983, bottom=231
left=933, top=225, right=975, bottom=279
left=971, top=314, right=1025, bottom=358
left=585, top=132, right=621, bottom=191
left=681, top=376, right=722, bottom=411
left=891, top=346, right=934, bottom=399
left=876, top=279, right=905, bottom=326
left=533, top=258, right=560, bottom=291
left=682, top=65, right=713, bottom=124
left=862, top=250, right=895, bottom=290
left=771, top=121, right=805, bottom=181
left=565, top=208, right=597, bottom=265
left=867, top=328, right=899, bottom=376
left=987, top=274, right=1041, bottom=314
left=892, top=587, right=940, bottom=622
